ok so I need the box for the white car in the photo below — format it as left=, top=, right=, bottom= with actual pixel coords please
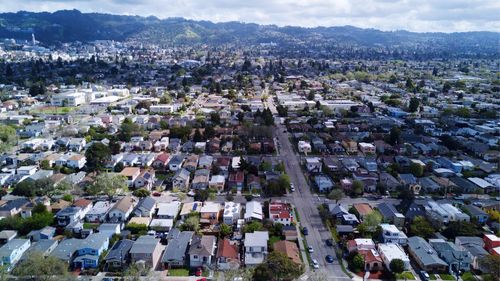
left=312, top=259, right=319, bottom=269
left=308, top=246, right=314, bottom=253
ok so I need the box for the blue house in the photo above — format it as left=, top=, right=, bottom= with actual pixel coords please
left=27, top=226, right=56, bottom=241
left=72, top=233, right=109, bottom=269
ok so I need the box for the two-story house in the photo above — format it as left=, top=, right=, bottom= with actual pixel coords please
left=189, top=235, right=217, bottom=268
left=244, top=231, right=269, bottom=266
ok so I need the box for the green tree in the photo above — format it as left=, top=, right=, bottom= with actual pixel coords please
left=359, top=211, right=382, bottom=233
left=253, top=252, right=303, bottom=281
left=0, top=124, right=17, bottom=153
left=348, top=253, right=364, bottom=273
left=86, top=173, right=128, bottom=199
left=13, top=252, right=69, bottom=281
left=442, top=221, right=480, bottom=239
left=118, top=118, right=143, bottom=142
left=388, top=126, right=401, bottom=145
left=243, top=221, right=264, bottom=234
left=409, top=163, right=424, bottom=177
left=125, top=222, right=148, bottom=235
left=132, top=189, right=151, bottom=198
left=352, top=180, right=364, bottom=196
left=180, top=214, right=200, bottom=232
left=478, top=255, right=500, bottom=281
left=409, top=216, right=435, bottom=238
left=219, top=223, right=233, bottom=238
left=85, top=142, right=111, bottom=172
left=408, top=97, right=420, bottom=112
left=389, top=258, right=405, bottom=274
left=327, top=189, right=345, bottom=203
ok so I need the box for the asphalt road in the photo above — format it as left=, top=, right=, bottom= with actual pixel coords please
left=267, top=96, right=349, bottom=280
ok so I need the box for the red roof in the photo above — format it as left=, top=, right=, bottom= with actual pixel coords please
left=155, top=153, right=170, bottom=163
left=217, top=239, right=239, bottom=259
left=73, top=198, right=92, bottom=208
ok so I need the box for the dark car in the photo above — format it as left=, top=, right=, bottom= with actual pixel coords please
left=326, top=239, right=333, bottom=246
left=325, top=255, right=334, bottom=263
left=302, top=227, right=309, bottom=235
left=420, top=271, right=430, bottom=281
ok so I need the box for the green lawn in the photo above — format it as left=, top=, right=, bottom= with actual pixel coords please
left=269, top=235, right=282, bottom=247
left=462, top=272, right=476, bottom=281
left=30, top=106, right=76, bottom=115
left=429, top=274, right=437, bottom=280
left=83, top=223, right=99, bottom=229
left=168, top=268, right=189, bottom=276
left=440, top=274, right=455, bottom=280
left=294, top=207, right=301, bottom=222
left=395, top=272, right=416, bottom=280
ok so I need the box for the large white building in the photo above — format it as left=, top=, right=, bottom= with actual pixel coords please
left=377, top=243, right=410, bottom=270
left=51, top=92, right=86, bottom=106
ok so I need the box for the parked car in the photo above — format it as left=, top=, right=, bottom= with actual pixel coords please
left=326, top=239, right=333, bottom=246
left=302, top=227, right=309, bottom=235
left=195, top=267, right=203, bottom=276
left=325, top=255, right=334, bottom=263
left=420, top=271, right=430, bottom=281
left=312, top=259, right=319, bottom=269
left=308, top=246, right=314, bottom=253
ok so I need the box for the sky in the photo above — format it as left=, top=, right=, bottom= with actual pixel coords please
left=1, top=0, right=499, bottom=32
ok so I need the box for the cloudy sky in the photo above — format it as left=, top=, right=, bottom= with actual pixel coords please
left=1, top=0, right=499, bottom=32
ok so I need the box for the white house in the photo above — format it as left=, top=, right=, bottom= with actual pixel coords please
left=244, top=231, right=269, bottom=266
left=0, top=239, right=31, bottom=270
left=298, top=141, right=312, bottom=154
left=223, top=202, right=242, bottom=225
left=377, top=243, right=410, bottom=271
left=380, top=224, right=408, bottom=245
left=66, top=154, right=86, bottom=169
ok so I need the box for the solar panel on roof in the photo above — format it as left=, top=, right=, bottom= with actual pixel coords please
left=192, top=203, right=198, bottom=211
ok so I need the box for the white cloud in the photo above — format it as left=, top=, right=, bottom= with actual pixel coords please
left=1, top=0, right=499, bottom=32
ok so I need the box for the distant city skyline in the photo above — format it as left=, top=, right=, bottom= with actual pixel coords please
left=1, top=0, right=499, bottom=33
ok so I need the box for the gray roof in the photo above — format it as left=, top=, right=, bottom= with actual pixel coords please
left=130, top=236, right=159, bottom=254
left=408, top=236, right=447, bottom=267
left=21, top=240, right=58, bottom=260
left=161, top=231, right=194, bottom=263
left=83, top=233, right=109, bottom=250
left=377, top=202, right=404, bottom=219
left=105, top=239, right=134, bottom=262
left=136, top=197, right=156, bottom=212
left=51, top=239, right=82, bottom=261
left=0, top=239, right=29, bottom=258
left=429, top=239, right=473, bottom=265
left=463, top=205, right=488, bottom=217
left=188, top=235, right=216, bottom=256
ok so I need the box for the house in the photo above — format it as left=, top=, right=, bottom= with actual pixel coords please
left=223, top=202, right=242, bottom=225
left=27, top=226, right=56, bottom=241
left=380, top=224, right=408, bottom=245
left=200, top=202, right=222, bottom=224
left=244, top=201, right=263, bottom=222
left=209, top=175, right=226, bottom=192
left=172, top=168, right=190, bottom=191
left=21, top=240, right=58, bottom=261
left=244, top=231, right=269, bottom=266
left=157, top=202, right=181, bottom=219
left=179, top=201, right=202, bottom=220
left=97, top=223, right=121, bottom=238
left=298, top=141, right=312, bottom=154
left=359, top=248, right=384, bottom=271
left=108, top=196, right=136, bottom=223
left=189, top=235, right=217, bottom=268
left=149, top=219, right=174, bottom=232
left=483, top=234, right=500, bottom=254
left=268, top=201, right=293, bottom=226
left=0, top=239, right=31, bottom=270
left=72, top=233, right=110, bottom=269
left=168, top=155, right=185, bottom=171
left=377, top=243, right=410, bottom=271
left=455, top=236, right=489, bottom=271
left=134, top=169, right=156, bottom=190
left=130, top=236, right=162, bottom=268
left=347, top=239, right=376, bottom=253
left=0, top=230, right=17, bottom=244
left=358, top=142, right=376, bottom=154
left=67, top=154, right=86, bottom=169
left=0, top=199, right=30, bottom=217
left=228, top=171, right=245, bottom=191
left=247, top=174, right=262, bottom=191
left=161, top=230, right=194, bottom=269
left=120, top=167, right=141, bottom=187
left=56, top=206, right=83, bottom=227
left=327, top=203, right=350, bottom=219
left=217, top=239, right=240, bottom=270
left=198, top=155, right=214, bottom=169
left=429, top=239, right=472, bottom=274
left=342, top=140, right=358, bottom=154
left=407, top=236, right=448, bottom=273
left=85, top=201, right=114, bottom=223
left=352, top=203, right=373, bottom=220
left=305, top=157, right=322, bottom=173
left=73, top=198, right=93, bottom=217
left=50, top=238, right=82, bottom=264
left=314, top=175, right=334, bottom=193
left=377, top=203, right=405, bottom=229
left=133, top=197, right=156, bottom=218
left=282, top=225, right=298, bottom=241
left=273, top=240, right=302, bottom=265
left=192, top=169, right=210, bottom=190
left=152, top=153, right=170, bottom=169
left=462, top=205, right=489, bottom=224
left=104, top=239, right=134, bottom=271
